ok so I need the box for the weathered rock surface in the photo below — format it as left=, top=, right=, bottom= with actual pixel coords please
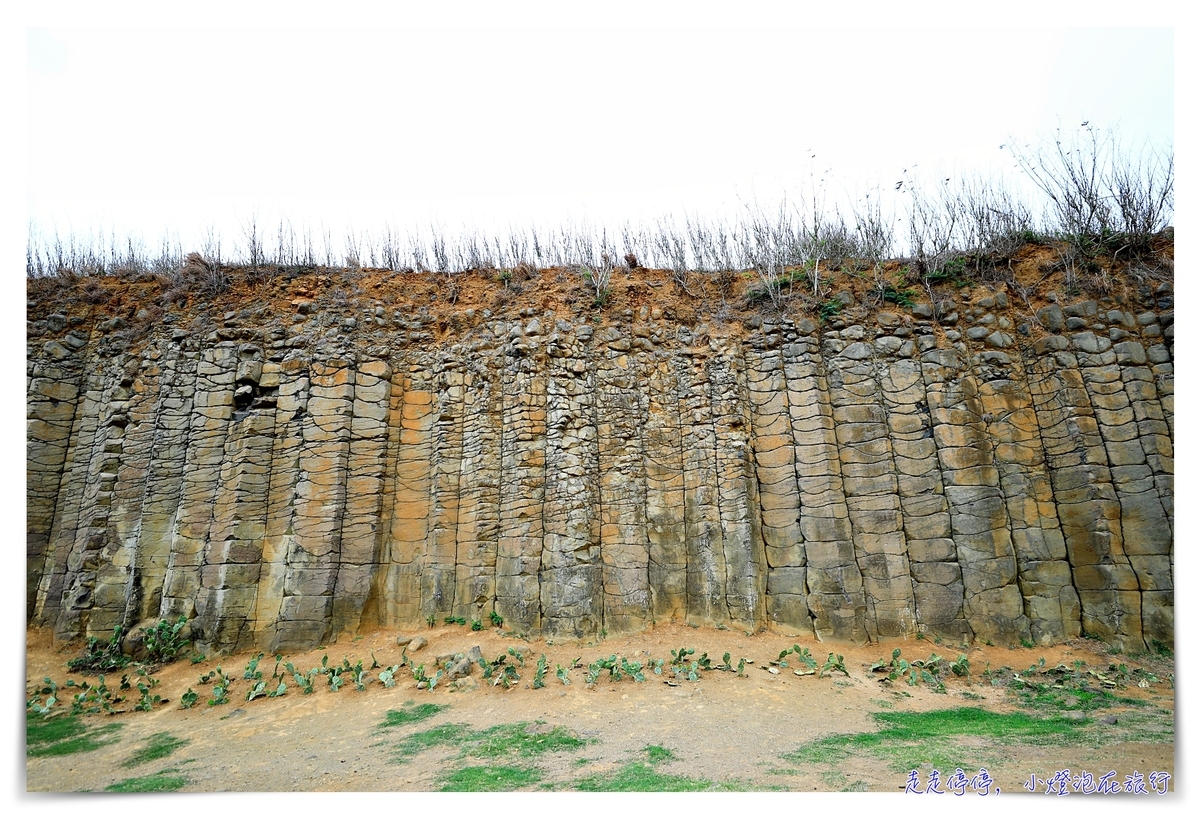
left=26, top=285, right=1173, bottom=654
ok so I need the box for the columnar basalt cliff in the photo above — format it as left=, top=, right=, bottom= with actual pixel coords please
left=26, top=257, right=1174, bottom=655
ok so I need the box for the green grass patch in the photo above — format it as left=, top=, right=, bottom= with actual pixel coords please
left=379, top=702, right=448, bottom=729
left=783, top=707, right=1086, bottom=773
left=1016, top=686, right=1141, bottom=713
left=886, top=743, right=992, bottom=776
left=644, top=745, right=675, bottom=764
left=390, top=721, right=591, bottom=764
left=27, top=714, right=122, bottom=758
left=821, top=768, right=873, bottom=790
left=440, top=765, right=543, bottom=791
left=121, top=732, right=189, bottom=768
left=105, top=772, right=188, bottom=792
left=573, top=763, right=718, bottom=792
left=570, top=744, right=740, bottom=791
left=465, top=722, right=590, bottom=759
left=392, top=723, right=470, bottom=761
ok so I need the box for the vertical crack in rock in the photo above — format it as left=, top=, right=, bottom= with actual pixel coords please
left=53, top=365, right=127, bottom=641
left=710, top=341, right=766, bottom=630
left=1019, top=340, right=1088, bottom=646
left=1068, top=310, right=1172, bottom=651
left=1108, top=321, right=1174, bottom=647
left=37, top=379, right=93, bottom=631
left=40, top=367, right=107, bottom=635
left=955, top=300, right=1079, bottom=645
left=1142, top=297, right=1175, bottom=649
left=362, top=362, right=407, bottom=627
left=888, top=326, right=969, bottom=642
left=877, top=324, right=963, bottom=641
left=864, top=330, right=922, bottom=640
left=971, top=334, right=1078, bottom=646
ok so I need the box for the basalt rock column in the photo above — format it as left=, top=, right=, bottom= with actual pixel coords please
left=879, top=325, right=969, bottom=641
left=271, top=360, right=354, bottom=651
left=27, top=352, right=84, bottom=620
left=331, top=360, right=393, bottom=635
left=595, top=324, right=653, bottom=633
left=825, top=328, right=916, bottom=641
left=495, top=321, right=548, bottom=632
left=784, top=325, right=867, bottom=642
left=679, top=353, right=731, bottom=627
left=540, top=320, right=603, bottom=639
left=379, top=362, right=434, bottom=627
left=159, top=345, right=238, bottom=630
left=1026, top=329, right=1142, bottom=652
left=643, top=353, right=687, bottom=623
left=450, top=346, right=503, bottom=625
left=746, top=336, right=809, bottom=635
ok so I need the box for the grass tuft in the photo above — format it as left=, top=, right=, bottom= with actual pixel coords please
left=379, top=702, right=448, bottom=729
left=440, top=765, right=542, bottom=792
left=392, top=723, right=470, bottom=762
left=573, top=763, right=720, bottom=792
left=644, top=745, right=675, bottom=764
left=27, top=714, right=122, bottom=758
left=121, top=732, right=190, bottom=768
left=466, top=722, right=589, bottom=759
left=389, top=721, right=590, bottom=764
left=105, top=772, right=188, bottom=793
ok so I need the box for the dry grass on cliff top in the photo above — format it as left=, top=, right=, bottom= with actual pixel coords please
left=26, top=232, right=1174, bottom=352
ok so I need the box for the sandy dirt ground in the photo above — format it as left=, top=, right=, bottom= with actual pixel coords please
left=23, top=623, right=1175, bottom=798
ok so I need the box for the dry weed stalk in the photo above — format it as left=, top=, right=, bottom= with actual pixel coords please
left=26, top=127, right=1171, bottom=309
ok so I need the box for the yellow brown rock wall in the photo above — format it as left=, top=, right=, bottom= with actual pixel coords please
left=26, top=286, right=1174, bottom=653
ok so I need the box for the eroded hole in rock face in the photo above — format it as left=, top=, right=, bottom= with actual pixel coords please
left=234, top=383, right=255, bottom=408
left=251, top=386, right=278, bottom=410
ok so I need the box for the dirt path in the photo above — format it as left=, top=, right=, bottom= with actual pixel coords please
left=24, top=625, right=1174, bottom=794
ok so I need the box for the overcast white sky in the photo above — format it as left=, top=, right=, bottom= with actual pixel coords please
left=23, top=5, right=1176, bottom=257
